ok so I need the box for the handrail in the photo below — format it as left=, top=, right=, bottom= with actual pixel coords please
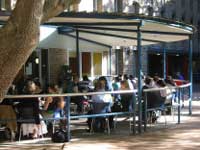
left=4, top=83, right=191, bottom=99
left=4, top=89, right=138, bottom=99
left=143, top=83, right=191, bottom=93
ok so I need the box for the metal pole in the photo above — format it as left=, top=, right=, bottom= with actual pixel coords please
left=109, top=47, right=112, bottom=75
left=137, top=23, right=142, bottom=134
left=66, top=96, right=71, bottom=142
left=115, top=49, right=119, bottom=75
left=188, top=35, right=193, bottom=115
left=144, top=92, right=147, bottom=131
left=131, top=90, right=136, bottom=135
left=76, top=30, right=80, bottom=78
left=163, top=44, right=166, bottom=79
left=178, top=88, right=181, bottom=124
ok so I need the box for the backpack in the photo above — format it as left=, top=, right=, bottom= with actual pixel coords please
left=51, top=129, right=69, bottom=143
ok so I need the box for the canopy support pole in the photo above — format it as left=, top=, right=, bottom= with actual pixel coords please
left=76, top=30, right=80, bottom=78
left=109, top=47, right=112, bottom=75
left=137, top=22, right=142, bottom=134
left=188, top=35, right=193, bottom=115
left=163, top=44, right=167, bottom=79
left=66, top=97, right=71, bottom=142
left=115, top=49, right=119, bottom=75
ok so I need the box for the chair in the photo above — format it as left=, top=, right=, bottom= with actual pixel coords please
left=52, top=109, right=66, bottom=134
left=17, top=105, right=43, bottom=141
left=90, top=102, right=111, bottom=134
left=145, top=90, right=167, bottom=126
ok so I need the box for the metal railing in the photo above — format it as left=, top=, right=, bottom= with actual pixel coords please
left=0, top=82, right=192, bottom=142
left=143, top=83, right=191, bottom=131
left=3, top=89, right=138, bottom=142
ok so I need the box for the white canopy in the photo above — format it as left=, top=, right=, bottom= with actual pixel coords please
left=39, top=26, right=109, bottom=51
left=0, top=12, right=195, bottom=51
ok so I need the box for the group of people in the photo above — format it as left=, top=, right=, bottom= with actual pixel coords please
left=0, top=79, right=66, bottom=139
left=142, top=75, right=177, bottom=122
left=0, top=73, right=179, bottom=139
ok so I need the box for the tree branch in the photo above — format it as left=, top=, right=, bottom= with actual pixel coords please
left=42, top=0, right=80, bottom=23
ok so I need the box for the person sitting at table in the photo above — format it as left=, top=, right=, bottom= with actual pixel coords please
left=165, top=76, right=177, bottom=103
left=43, top=84, right=65, bottom=119
left=120, top=80, right=134, bottom=112
left=88, top=80, right=113, bottom=132
left=91, top=80, right=113, bottom=111
left=70, top=75, right=86, bottom=113
left=79, top=75, right=92, bottom=92
left=142, top=77, right=165, bottom=109
left=18, top=80, right=47, bottom=139
left=43, top=84, right=66, bottom=134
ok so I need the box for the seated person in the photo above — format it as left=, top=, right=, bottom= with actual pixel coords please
left=88, top=80, right=113, bottom=132
left=79, top=75, right=92, bottom=92
left=142, top=77, right=167, bottom=122
left=165, top=76, right=177, bottom=102
left=43, top=84, right=65, bottom=119
left=70, top=75, right=86, bottom=113
left=43, top=84, right=65, bottom=134
left=17, top=80, right=47, bottom=139
left=111, top=77, right=122, bottom=112
left=142, top=77, right=166, bottom=109
left=91, top=80, right=113, bottom=112
left=99, top=76, right=112, bottom=91
left=120, top=80, right=134, bottom=112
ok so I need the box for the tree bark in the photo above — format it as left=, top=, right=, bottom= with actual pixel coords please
left=0, top=0, right=80, bottom=101
left=0, top=0, right=44, bottom=101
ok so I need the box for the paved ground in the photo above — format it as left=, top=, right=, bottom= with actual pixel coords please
left=1, top=101, right=200, bottom=150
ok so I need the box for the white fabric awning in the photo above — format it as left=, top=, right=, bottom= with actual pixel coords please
left=39, top=26, right=109, bottom=51
left=0, top=12, right=195, bottom=50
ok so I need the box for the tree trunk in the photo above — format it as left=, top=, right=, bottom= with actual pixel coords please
left=0, top=0, right=44, bottom=101
left=0, top=0, right=81, bottom=102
